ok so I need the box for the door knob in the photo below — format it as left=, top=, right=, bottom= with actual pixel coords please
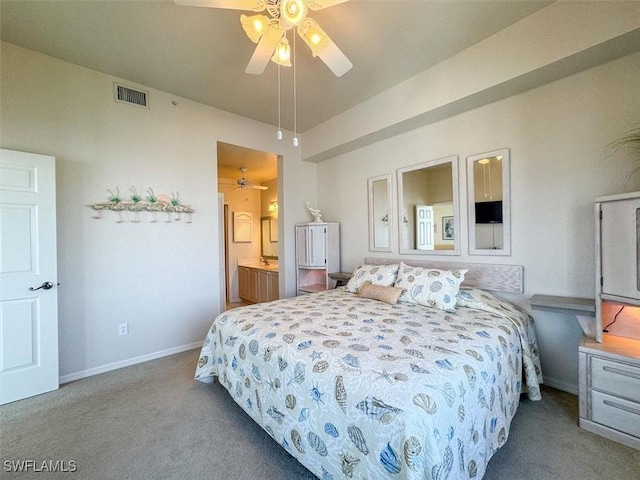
left=29, top=282, right=54, bottom=291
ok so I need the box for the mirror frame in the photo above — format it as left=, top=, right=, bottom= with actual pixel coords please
left=397, top=155, right=460, bottom=256
left=260, top=216, right=278, bottom=260
left=467, top=148, right=511, bottom=256
left=368, top=174, right=393, bottom=252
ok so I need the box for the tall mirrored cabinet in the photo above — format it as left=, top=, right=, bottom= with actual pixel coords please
left=467, top=149, right=511, bottom=256
left=397, top=155, right=460, bottom=255
left=368, top=174, right=393, bottom=252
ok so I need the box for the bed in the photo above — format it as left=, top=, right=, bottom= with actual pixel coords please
left=195, top=259, right=542, bottom=480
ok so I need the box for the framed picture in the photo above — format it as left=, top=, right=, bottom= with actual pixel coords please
left=442, top=216, right=454, bottom=240
left=233, top=211, right=252, bottom=242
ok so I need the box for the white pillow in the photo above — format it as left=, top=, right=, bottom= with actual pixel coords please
left=394, top=262, right=467, bottom=311
left=345, top=263, right=399, bottom=293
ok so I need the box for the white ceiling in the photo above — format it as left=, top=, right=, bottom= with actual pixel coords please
left=0, top=0, right=553, bottom=133
left=0, top=0, right=552, bottom=177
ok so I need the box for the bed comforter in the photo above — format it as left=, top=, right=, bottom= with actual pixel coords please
left=195, top=288, right=542, bottom=480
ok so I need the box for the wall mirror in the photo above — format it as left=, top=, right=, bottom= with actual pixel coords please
left=368, top=174, right=393, bottom=252
left=261, top=216, right=278, bottom=259
left=467, top=148, right=511, bottom=256
left=397, top=155, right=460, bottom=255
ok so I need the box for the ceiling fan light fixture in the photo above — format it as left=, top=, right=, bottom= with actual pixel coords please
left=175, top=0, right=351, bottom=76
left=241, top=14, right=270, bottom=43
left=280, top=0, right=308, bottom=29
left=298, top=18, right=329, bottom=57
left=271, top=37, right=291, bottom=66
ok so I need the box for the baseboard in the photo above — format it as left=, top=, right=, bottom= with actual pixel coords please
left=542, top=376, right=579, bottom=395
left=580, top=418, right=640, bottom=450
left=59, top=341, right=203, bottom=385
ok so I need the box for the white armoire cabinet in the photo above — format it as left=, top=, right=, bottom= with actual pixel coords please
left=295, top=222, right=340, bottom=295
left=579, top=192, right=640, bottom=450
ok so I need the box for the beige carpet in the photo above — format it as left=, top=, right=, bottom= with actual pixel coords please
left=1, top=349, right=638, bottom=479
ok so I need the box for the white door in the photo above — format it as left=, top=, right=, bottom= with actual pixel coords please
left=416, top=205, right=434, bottom=250
left=0, top=149, right=58, bottom=405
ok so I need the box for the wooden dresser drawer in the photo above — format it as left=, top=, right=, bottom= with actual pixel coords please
left=592, top=390, right=640, bottom=438
left=591, top=356, right=640, bottom=403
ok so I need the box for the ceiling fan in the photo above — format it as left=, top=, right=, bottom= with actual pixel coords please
left=174, top=0, right=352, bottom=77
left=220, top=167, right=268, bottom=190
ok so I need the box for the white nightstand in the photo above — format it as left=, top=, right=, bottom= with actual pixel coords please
left=578, top=334, right=640, bottom=450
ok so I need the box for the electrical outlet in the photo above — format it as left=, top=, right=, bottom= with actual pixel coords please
left=118, top=323, right=129, bottom=336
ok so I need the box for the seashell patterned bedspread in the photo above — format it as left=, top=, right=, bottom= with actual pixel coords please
left=195, top=288, right=542, bottom=480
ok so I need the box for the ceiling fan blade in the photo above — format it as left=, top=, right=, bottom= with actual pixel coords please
left=245, top=23, right=283, bottom=74
left=174, top=0, right=267, bottom=11
left=306, top=0, right=349, bottom=11
left=297, top=18, right=352, bottom=77
left=316, top=37, right=352, bottom=77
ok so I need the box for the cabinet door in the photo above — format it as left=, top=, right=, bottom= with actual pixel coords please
left=257, top=271, right=269, bottom=303
left=238, top=267, right=249, bottom=300
left=267, top=273, right=279, bottom=302
left=307, top=224, right=326, bottom=267
left=248, top=269, right=259, bottom=303
left=601, top=198, right=640, bottom=301
left=296, top=226, right=309, bottom=267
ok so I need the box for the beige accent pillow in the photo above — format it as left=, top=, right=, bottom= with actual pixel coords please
left=357, top=283, right=404, bottom=305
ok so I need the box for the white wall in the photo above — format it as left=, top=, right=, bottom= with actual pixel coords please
left=316, top=51, right=640, bottom=394
left=0, top=42, right=314, bottom=380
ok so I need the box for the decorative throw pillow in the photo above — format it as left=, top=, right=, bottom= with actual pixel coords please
left=345, top=263, right=399, bottom=293
left=358, top=283, right=404, bottom=305
left=394, top=262, right=467, bottom=311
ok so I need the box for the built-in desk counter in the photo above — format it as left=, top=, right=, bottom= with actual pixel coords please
left=529, top=294, right=596, bottom=338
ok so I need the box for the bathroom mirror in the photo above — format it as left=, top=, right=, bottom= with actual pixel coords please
left=368, top=174, right=393, bottom=252
left=467, top=148, right=510, bottom=256
left=261, top=216, right=278, bottom=259
left=397, top=155, right=460, bottom=255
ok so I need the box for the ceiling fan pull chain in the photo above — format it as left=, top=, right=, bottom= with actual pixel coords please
left=293, top=30, right=299, bottom=147
left=277, top=52, right=283, bottom=140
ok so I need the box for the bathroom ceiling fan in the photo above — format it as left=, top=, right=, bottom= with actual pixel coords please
left=220, top=167, right=268, bottom=190
left=174, top=0, right=352, bottom=76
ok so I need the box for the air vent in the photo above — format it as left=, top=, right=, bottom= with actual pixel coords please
left=114, top=83, right=148, bottom=108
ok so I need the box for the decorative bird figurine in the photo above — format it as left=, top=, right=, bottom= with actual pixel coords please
left=305, top=201, right=323, bottom=223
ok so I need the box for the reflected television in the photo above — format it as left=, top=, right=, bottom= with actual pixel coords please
left=475, top=201, right=503, bottom=224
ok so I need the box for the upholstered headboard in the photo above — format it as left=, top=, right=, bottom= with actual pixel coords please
left=364, top=257, right=524, bottom=294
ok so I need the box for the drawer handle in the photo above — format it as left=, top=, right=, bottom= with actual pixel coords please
left=602, top=365, right=640, bottom=381
left=603, top=400, right=640, bottom=416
